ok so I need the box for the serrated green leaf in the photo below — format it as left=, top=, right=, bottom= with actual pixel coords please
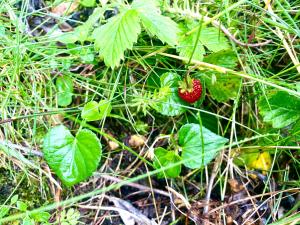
left=56, top=76, right=73, bottom=107
left=259, top=91, right=300, bottom=128
left=204, top=50, right=238, bottom=69
left=202, top=50, right=240, bottom=102
left=178, top=30, right=205, bottom=62
left=132, top=0, right=179, bottom=46
left=177, top=22, right=230, bottom=63
left=43, top=125, right=102, bottom=186
left=151, top=72, right=188, bottom=116
left=200, top=27, right=230, bottom=52
left=178, top=123, right=228, bottom=169
left=203, top=73, right=241, bottom=102
left=92, top=9, right=141, bottom=68
left=153, top=147, right=181, bottom=178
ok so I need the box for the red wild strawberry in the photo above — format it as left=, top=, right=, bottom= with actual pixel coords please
left=178, top=77, right=202, bottom=103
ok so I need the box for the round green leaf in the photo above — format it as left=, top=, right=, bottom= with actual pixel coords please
left=81, top=100, right=112, bottom=121
left=98, top=100, right=112, bottom=119
left=56, top=76, right=74, bottom=107
left=178, top=123, right=228, bottom=169
left=43, top=125, right=102, bottom=186
left=81, top=101, right=101, bottom=121
left=153, top=147, right=181, bottom=178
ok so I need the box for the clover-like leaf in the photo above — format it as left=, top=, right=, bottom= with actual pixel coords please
left=259, top=91, right=300, bottom=128
left=178, top=123, right=228, bottom=169
left=43, top=125, right=102, bottom=186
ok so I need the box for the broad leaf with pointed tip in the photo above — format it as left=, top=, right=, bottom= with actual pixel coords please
left=132, top=0, right=179, bottom=46
left=259, top=91, right=300, bottom=128
left=178, top=123, right=228, bottom=169
left=43, top=125, right=102, bottom=186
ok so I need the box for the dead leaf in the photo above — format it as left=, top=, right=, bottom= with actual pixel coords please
left=108, top=140, right=119, bottom=151
left=128, top=135, right=146, bottom=148
left=51, top=1, right=79, bottom=16
left=110, top=197, right=158, bottom=225
left=228, top=179, right=244, bottom=193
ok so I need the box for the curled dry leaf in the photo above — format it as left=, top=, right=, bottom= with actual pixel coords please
left=128, top=135, right=146, bottom=148
left=108, top=140, right=119, bottom=151
left=51, top=0, right=79, bottom=16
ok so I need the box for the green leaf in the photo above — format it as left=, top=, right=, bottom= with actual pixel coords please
left=81, top=101, right=101, bottom=121
left=0, top=206, right=9, bottom=219
left=178, top=30, right=205, bottom=62
left=153, top=147, right=181, bottom=178
left=203, top=73, right=241, bottom=102
left=178, top=123, right=228, bottom=169
left=17, top=201, right=28, bottom=211
left=259, top=91, right=300, bottom=128
left=56, top=76, right=73, bottom=107
left=199, top=27, right=230, bottom=52
left=177, top=21, right=230, bottom=63
left=204, top=50, right=238, bottom=69
left=202, top=50, right=240, bottom=102
left=81, top=100, right=112, bottom=121
left=177, top=22, right=205, bottom=62
left=151, top=72, right=188, bottom=116
left=22, top=217, right=35, bottom=225
left=93, top=9, right=141, bottom=68
left=132, top=0, right=179, bottom=46
left=80, top=0, right=96, bottom=7
left=43, top=125, right=102, bottom=186
left=10, top=194, right=18, bottom=204
left=31, top=211, right=51, bottom=222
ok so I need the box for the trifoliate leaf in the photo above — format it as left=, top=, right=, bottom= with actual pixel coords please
left=153, top=147, right=181, bottom=178
left=92, top=9, right=141, bottom=68
left=43, top=125, right=102, bottom=186
left=259, top=91, right=300, bottom=128
left=178, top=123, right=228, bottom=169
left=132, top=0, right=179, bottom=46
left=152, top=72, right=188, bottom=116
left=56, top=76, right=73, bottom=107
